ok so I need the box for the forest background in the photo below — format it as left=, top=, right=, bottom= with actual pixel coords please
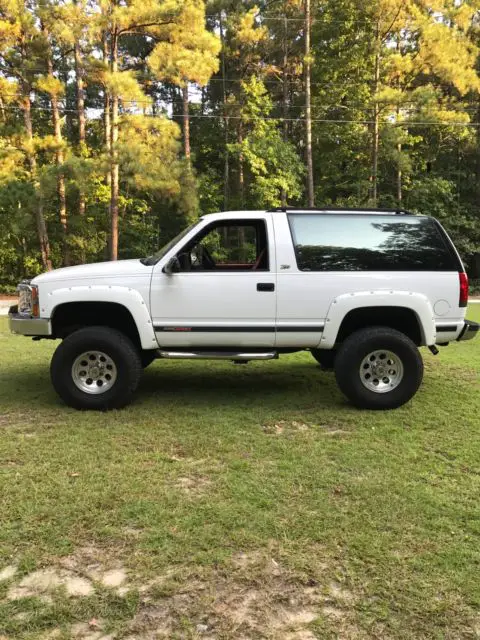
left=1, top=0, right=480, bottom=289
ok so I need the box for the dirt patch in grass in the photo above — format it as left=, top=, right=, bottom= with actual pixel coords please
left=59, top=545, right=129, bottom=594
left=262, top=420, right=311, bottom=435
left=7, top=567, right=94, bottom=600
left=0, top=409, right=60, bottom=430
left=174, top=474, right=212, bottom=495
left=126, top=552, right=360, bottom=639
left=0, top=547, right=379, bottom=638
left=0, top=565, right=17, bottom=582
left=0, top=411, right=39, bottom=428
left=71, top=620, right=114, bottom=640
left=262, top=420, right=352, bottom=437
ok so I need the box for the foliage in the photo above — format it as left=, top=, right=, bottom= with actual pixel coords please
left=470, top=279, right=480, bottom=294
left=118, top=115, right=182, bottom=193
left=148, top=0, right=221, bottom=87
left=0, top=0, right=479, bottom=281
left=228, top=77, right=304, bottom=207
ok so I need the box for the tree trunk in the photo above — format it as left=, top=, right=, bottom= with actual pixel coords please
left=281, top=13, right=289, bottom=207
left=304, top=0, right=314, bottom=207
left=395, top=38, right=402, bottom=206
left=44, top=25, right=68, bottom=264
left=74, top=35, right=87, bottom=263
left=182, top=84, right=191, bottom=160
left=103, top=35, right=111, bottom=158
left=476, top=96, right=480, bottom=203
left=396, top=144, right=402, bottom=204
left=369, top=28, right=380, bottom=207
left=238, top=121, right=245, bottom=208
left=110, top=32, right=119, bottom=261
left=396, top=105, right=402, bottom=204
left=219, top=11, right=229, bottom=211
left=102, top=34, right=111, bottom=261
left=22, top=92, right=52, bottom=271
left=74, top=39, right=86, bottom=213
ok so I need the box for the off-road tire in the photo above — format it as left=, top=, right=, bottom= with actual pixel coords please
left=310, top=348, right=336, bottom=370
left=50, top=326, right=142, bottom=410
left=334, top=326, right=423, bottom=410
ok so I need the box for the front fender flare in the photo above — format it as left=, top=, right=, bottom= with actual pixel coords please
left=320, top=290, right=436, bottom=348
left=46, top=285, right=157, bottom=350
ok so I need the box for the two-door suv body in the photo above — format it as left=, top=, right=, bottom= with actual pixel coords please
left=9, top=208, right=478, bottom=410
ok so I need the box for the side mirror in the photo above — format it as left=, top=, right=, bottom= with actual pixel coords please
left=163, top=256, right=180, bottom=275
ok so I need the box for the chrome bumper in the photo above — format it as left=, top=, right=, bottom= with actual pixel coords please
left=8, top=305, right=52, bottom=337
left=457, top=319, right=479, bottom=342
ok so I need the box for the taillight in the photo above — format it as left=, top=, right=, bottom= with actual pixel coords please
left=459, top=272, right=469, bottom=308
left=31, top=285, right=40, bottom=317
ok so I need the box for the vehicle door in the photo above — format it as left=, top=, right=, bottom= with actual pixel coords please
left=150, top=216, right=277, bottom=347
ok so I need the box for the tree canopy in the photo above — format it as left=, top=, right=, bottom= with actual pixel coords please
left=0, top=0, right=479, bottom=286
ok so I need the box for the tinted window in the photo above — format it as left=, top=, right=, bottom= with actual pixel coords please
left=288, top=214, right=458, bottom=271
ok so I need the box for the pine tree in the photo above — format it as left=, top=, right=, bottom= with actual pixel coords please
left=97, top=0, right=185, bottom=259
left=0, top=0, right=52, bottom=270
left=304, top=0, right=314, bottom=206
left=148, top=0, right=220, bottom=163
left=364, top=0, right=480, bottom=205
left=37, top=3, right=69, bottom=263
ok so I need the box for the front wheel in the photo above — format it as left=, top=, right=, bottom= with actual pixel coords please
left=334, top=327, right=423, bottom=410
left=50, top=326, right=142, bottom=410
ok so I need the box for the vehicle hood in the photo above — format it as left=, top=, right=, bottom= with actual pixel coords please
left=32, top=259, right=153, bottom=285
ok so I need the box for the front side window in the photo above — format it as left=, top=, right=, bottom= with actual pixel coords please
left=288, top=214, right=458, bottom=271
left=141, top=221, right=201, bottom=266
left=176, top=220, right=269, bottom=272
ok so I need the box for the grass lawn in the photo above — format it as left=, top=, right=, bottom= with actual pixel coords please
left=0, top=308, right=479, bottom=639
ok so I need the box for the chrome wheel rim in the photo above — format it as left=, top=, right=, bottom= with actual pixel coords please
left=72, top=351, right=117, bottom=395
left=359, top=349, right=404, bottom=394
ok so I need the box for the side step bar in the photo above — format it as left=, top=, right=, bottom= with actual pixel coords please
left=158, top=350, right=278, bottom=361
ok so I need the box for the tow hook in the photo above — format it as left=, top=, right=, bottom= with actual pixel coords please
left=428, top=345, right=439, bottom=356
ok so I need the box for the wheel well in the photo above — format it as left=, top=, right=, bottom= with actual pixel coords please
left=335, top=306, right=423, bottom=346
left=51, top=302, right=141, bottom=348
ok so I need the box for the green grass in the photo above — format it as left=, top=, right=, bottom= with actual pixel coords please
left=0, top=308, right=479, bottom=639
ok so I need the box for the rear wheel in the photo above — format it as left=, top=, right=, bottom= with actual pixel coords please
left=50, top=326, right=142, bottom=410
left=334, top=326, right=423, bottom=409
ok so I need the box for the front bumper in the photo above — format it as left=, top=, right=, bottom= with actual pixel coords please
left=457, top=319, right=479, bottom=342
left=8, top=305, right=52, bottom=337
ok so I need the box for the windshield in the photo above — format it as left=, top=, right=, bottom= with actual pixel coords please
left=140, top=221, right=201, bottom=266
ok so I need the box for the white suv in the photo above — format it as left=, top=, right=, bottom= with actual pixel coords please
left=9, top=208, right=478, bottom=410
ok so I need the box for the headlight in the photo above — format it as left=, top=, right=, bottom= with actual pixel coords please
left=17, top=281, right=39, bottom=316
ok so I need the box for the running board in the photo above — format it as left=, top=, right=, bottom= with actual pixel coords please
left=158, top=350, right=278, bottom=361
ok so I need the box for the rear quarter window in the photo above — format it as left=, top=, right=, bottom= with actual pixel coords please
left=287, top=214, right=459, bottom=272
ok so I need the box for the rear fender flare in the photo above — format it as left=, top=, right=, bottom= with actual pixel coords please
left=320, top=290, right=435, bottom=349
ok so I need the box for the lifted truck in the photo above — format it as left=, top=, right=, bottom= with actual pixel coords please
left=9, top=208, right=478, bottom=410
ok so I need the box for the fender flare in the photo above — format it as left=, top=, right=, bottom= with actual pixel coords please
left=320, top=290, right=436, bottom=348
left=46, top=285, right=157, bottom=350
